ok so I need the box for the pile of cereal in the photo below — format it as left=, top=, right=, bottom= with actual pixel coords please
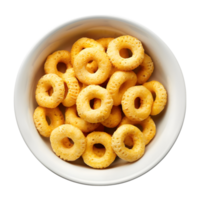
left=33, top=35, right=167, bottom=169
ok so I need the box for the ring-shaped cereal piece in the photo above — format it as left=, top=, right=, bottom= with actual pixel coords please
left=107, top=71, right=137, bottom=106
left=33, top=106, right=64, bottom=137
left=76, top=85, right=113, bottom=123
left=44, top=50, right=72, bottom=79
left=65, top=105, right=100, bottom=133
left=119, top=116, right=156, bottom=145
left=50, top=124, right=86, bottom=161
left=122, top=86, right=153, bottom=121
left=107, top=35, right=144, bottom=71
left=143, top=81, right=167, bottom=115
left=93, top=99, right=122, bottom=128
left=82, top=132, right=116, bottom=168
left=112, top=124, right=145, bottom=162
left=71, top=37, right=104, bottom=73
left=71, top=37, right=104, bottom=65
left=74, top=48, right=112, bottom=85
left=62, top=68, right=80, bottom=107
left=136, top=54, right=154, bottom=84
left=96, top=37, right=129, bottom=58
left=35, top=74, right=65, bottom=108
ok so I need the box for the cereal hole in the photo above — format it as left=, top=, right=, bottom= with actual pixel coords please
left=57, top=62, right=67, bottom=73
left=47, top=87, right=53, bottom=96
left=62, top=137, right=74, bottom=148
left=46, top=116, right=51, bottom=125
left=124, top=136, right=134, bottom=149
left=134, top=97, right=141, bottom=109
left=151, top=91, right=156, bottom=101
left=94, top=143, right=104, bottom=149
left=120, top=48, right=132, bottom=58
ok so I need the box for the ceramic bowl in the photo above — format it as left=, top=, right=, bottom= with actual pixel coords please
left=14, top=16, right=186, bottom=185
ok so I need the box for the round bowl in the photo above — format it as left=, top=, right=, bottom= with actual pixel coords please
left=14, top=16, right=186, bottom=186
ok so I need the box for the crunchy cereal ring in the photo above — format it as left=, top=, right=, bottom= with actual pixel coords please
left=44, top=50, right=72, bottom=79
left=74, top=48, right=112, bottom=85
left=76, top=85, right=113, bottom=123
left=50, top=124, right=86, bottom=161
left=82, top=132, right=116, bottom=168
left=93, top=99, right=122, bottom=128
left=137, top=54, right=154, bottom=84
left=143, top=81, right=167, bottom=115
left=65, top=105, right=100, bottom=133
left=112, top=124, right=145, bottom=162
left=107, top=71, right=137, bottom=106
left=33, top=106, right=64, bottom=137
left=62, top=68, right=80, bottom=107
left=122, top=86, right=153, bottom=121
left=35, top=74, right=65, bottom=108
left=107, top=35, right=144, bottom=70
left=119, top=116, right=156, bottom=145
left=71, top=37, right=104, bottom=73
left=71, top=37, right=104, bottom=65
left=96, top=37, right=129, bottom=58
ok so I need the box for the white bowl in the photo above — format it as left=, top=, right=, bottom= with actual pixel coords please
left=14, top=16, right=186, bottom=186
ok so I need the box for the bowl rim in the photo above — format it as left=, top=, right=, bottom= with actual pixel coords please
left=14, top=15, right=186, bottom=186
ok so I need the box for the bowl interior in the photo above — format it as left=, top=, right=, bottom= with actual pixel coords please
left=15, top=17, right=186, bottom=185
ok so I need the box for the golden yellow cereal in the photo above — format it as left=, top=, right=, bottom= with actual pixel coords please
left=71, top=37, right=104, bottom=73
left=65, top=105, right=100, bottom=133
left=112, top=125, right=145, bottom=162
left=107, top=35, right=144, bottom=71
left=73, top=48, right=112, bottom=85
left=119, top=116, right=156, bottom=145
left=107, top=71, right=137, bottom=106
left=76, top=85, right=113, bottom=123
left=33, top=106, right=64, bottom=137
left=44, top=50, right=72, bottom=79
left=93, top=99, right=122, bottom=128
left=143, top=81, right=167, bottom=115
left=122, top=86, right=153, bottom=121
left=96, top=38, right=129, bottom=58
left=35, top=74, right=65, bottom=108
left=62, top=68, right=80, bottom=107
left=137, top=54, right=154, bottom=84
left=82, top=132, right=116, bottom=168
left=50, top=124, right=86, bottom=161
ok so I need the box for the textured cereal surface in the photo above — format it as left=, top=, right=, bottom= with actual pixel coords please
left=93, top=99, right=122, bottom=128
left=112, top=125, right=145, bottom=162
left=33, top=106, right=64, bottom=137
left=122, top=86, right=153, bottom=121
left=82, top=132, right=116, bottom=168
left=62, top=68, right=80, bottom=107
left=143, top=81, right=167, bottom=115
left=107, top=71, right=137, bottom=106
left=137, top=54, right=154, bottom=85
left=119, top=116, right=156, bottom=145
left=35, top=74, right=65, bottom=108
left=50, top=124, right=86, bottom=161
left=76, top=85, right=113, bottom=123
left=107, top=35, right=144, bottom=70
left=65, top=105, right=100, bottom=133
left=73, top=47, right=112, bottom=85
left=44, top=50, right=72, bottom=79
left=71, top=37, right=104, bottom=65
